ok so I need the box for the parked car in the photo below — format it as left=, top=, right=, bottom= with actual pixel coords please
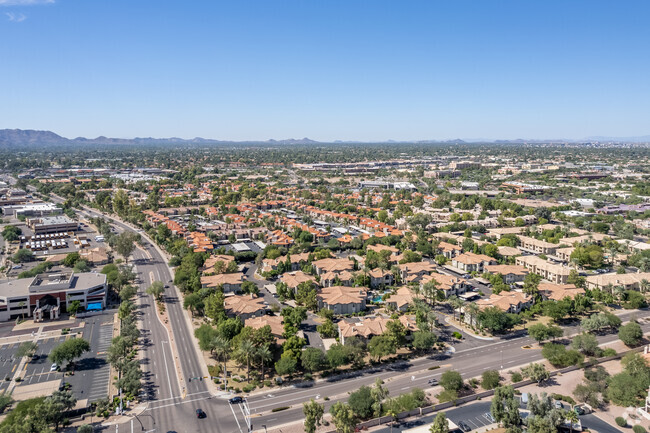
left=50, top=363, right=59, bottom=372
left=484, top=413, right=495, bottom=423
left=229, top=396, right=243, bottom=404
left=458, top=421, right=472, bottom=432
left=554, top=401, right=563, bottom=409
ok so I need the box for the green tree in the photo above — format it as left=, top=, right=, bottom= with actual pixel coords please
left=571, top=333, right=599, bottom=356
left=204, top=290, right=226, bottom=323
left=41, top=389, right=77, bottom=431
left=301, top=347, right=326, bottom=373
left=275, top=356, right=297, bottom=378
left=114, top=231, right=137, bottom=263
left=412, top=331, right=438, bottom=352
left=63, top=252, right=81, bottom=267
left=303, top=399, right=324, bottom=433
left=1, top=225, right=21, bottom=242
left=49, top=338, right=90, bottom=368
left=523, top=273, right=541, bottom=297
left=327, top=343, right=351, bottom=369
left=12, top=249, right=34, bottom=263
left=317, top=318, right=337, bottom=338
left=119, top=285, right=137, bottom=302
left=330, top=401, right=357, bottom=433
left=348, top=385, right=374, bottom=419
left=619, top=321, right=643, bottom=347
left=521, top=363, right=550, bottom=384
left=146, top=281, right=165, bottom=301
left=440, top=370, right=463, bottom=392
left=368, top=335, right=396, bottom=362
left=77, top=425, right=94, bottom=433
left=481, top=370, right=501, bottom=390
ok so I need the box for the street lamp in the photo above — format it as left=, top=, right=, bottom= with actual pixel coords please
left=262, top=425, right=267, bottom=433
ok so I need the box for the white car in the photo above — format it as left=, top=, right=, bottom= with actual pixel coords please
left=50, top=363, right=59, bottom=372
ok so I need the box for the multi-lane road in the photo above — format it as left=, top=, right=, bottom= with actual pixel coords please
left=76, top=206, right=246, bottom=433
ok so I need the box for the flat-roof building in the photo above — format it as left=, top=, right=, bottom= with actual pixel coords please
left=27, top=216, right=78, bottom=235
left=0, top=272, right=107, bottom=322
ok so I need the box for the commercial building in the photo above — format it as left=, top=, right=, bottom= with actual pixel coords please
left=1, top=202, right=62, bottom=218
left=27, top=216, right=78, bottom=235
left=0, top=272, right=107, bottom=322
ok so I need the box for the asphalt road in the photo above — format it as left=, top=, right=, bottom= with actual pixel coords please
left=76, top=205, right=246, bottom=433
left=245, top=310, right=650, bottom=429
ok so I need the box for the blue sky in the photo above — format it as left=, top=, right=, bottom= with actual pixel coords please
left=1, top=0, right=649, bottom=141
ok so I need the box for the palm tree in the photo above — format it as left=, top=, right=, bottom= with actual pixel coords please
left=236, top=340, right=256, bottom=382
left=640, top=279, right=650, bottom=294
left=256, top=345, right=273, bottom=381
left=465, top=302, right=480, bottom=329
left=212, top=336, right=230, bottom=390
left=565, top=409, right=579, bottom=433
left=448, top=295, right=464, bottom=321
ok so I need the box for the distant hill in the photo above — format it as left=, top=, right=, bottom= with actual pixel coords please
left=0, top=129, right=323, bottom=149
left=0, top=129, right=69, bottom=146
left=1, top=128, right=648, bottom=149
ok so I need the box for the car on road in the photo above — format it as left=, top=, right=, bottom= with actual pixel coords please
left=229, top=396, right=243, bottom=404
left=458, top=421, right=472, bottom=432
left=463, top=274, right=472, bottom=279
left=164, top=285, right=169, bottom=289
left=484, top=412, right=495, bottom=423
left=50, top=363, right=59, bottom=372
left=428, top=378, right=438, bottom=386
left=195, top=408, right=206, bottom=418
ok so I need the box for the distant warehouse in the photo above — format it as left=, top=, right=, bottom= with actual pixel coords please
left=0, top=272, right=107, bottom=322
left=27, top=215, right=78, bottom=235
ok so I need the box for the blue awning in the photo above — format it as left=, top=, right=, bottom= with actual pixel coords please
left=86, top=302, right=103, bottom=311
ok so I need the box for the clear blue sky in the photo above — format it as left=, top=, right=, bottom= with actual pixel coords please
left=1, top=0, right=649, bottom=141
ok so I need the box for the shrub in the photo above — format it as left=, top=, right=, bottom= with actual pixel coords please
left=510, top=372, right=523, bottom=383
left=242, top=384, right=256, bottom=393
left=428, top=366, right=440, bottom=371
left=437, top=389, right=458, bottom=403
left=481, top=369, right=501, bottom=390
left=602, top=348, right=617, bottom=357
left=551, top=393, right=576, bottom=406
left=452, top=331, right=463, bottom=339
left=615, top=417, right=627, bottom=427
left=272, top=406, right=290, bottom=412
left=633, top=425, right=646, bottom=433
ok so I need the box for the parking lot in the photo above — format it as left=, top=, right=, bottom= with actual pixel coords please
left=0, top=335, right=70, bottom=393
left=0, top=310, right=116, bottom=402
left=64, top=311, right=115, bottom=402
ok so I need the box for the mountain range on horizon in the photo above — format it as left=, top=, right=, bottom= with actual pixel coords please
left=0, top=129, right=649, bottom=149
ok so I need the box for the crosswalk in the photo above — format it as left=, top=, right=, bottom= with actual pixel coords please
left=86, top=323, right=113, bottom=402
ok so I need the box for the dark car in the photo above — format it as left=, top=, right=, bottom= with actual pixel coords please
left=458, top=421, right=472, bottom=432
left=196, top=408, right=206, bottom=418
left=229, top=396, right=243, bottom=404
